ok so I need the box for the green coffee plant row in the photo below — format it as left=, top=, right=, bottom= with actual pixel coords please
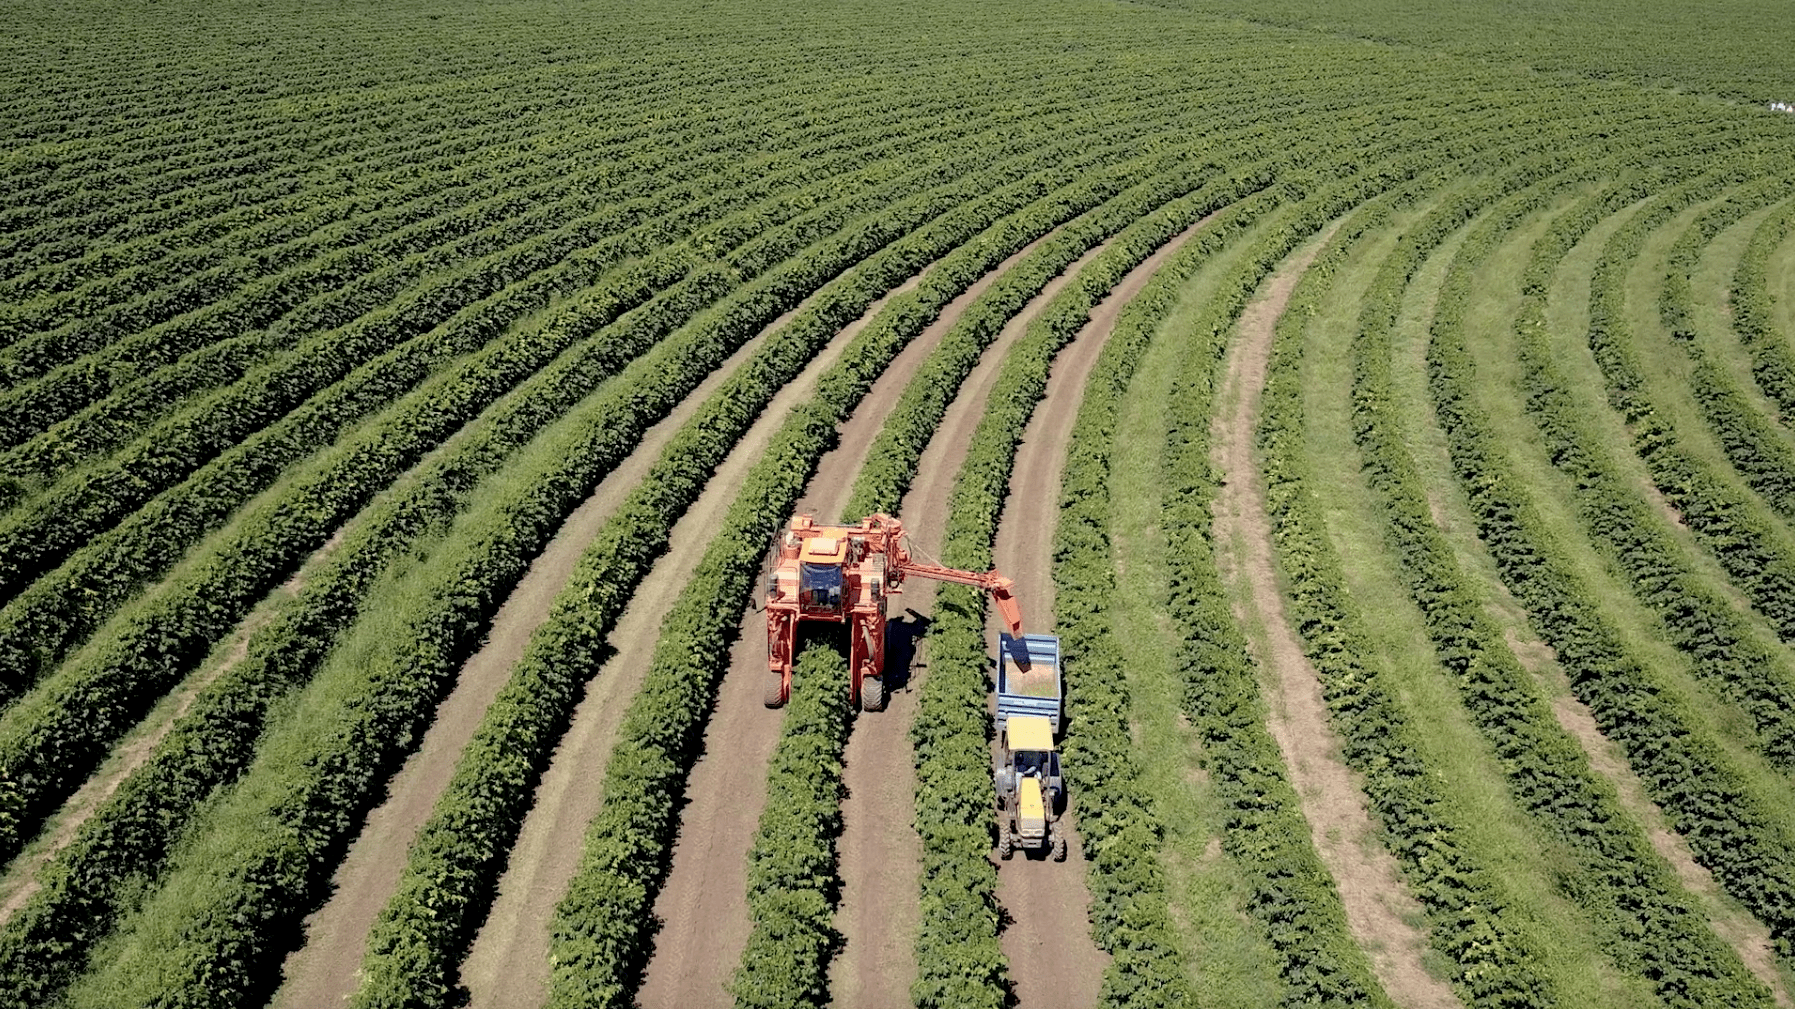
left=84, top=139, right=1182, bottom=1009
left=0, top=102, right=1028, bottom=649
left=878, top=152, right=1420, bottom=1009
left=1009, top=149, right=1454, bottom=1008
left=1580, top=167, right=1795, bottom=648
left=0, top=147, right=902, bottom=684
left=62, top=140, right=1082, bottom=1009
left=0, top=53, right=726, bottom=278
left=728, top=643, right=855, bottom=1009
left=1349, top=173, right=1776, bottom=1005
left=358, top=156, right=1135, bottom=1009
left=869, top=92, right=1558, bottom=1009
left=1730, top=200, right=1795, bottom=418
left=0, top=82, right=936, bottom=449
left=0, top=69, right=967, bottom=404
left=0, top=103, right=618, bottom=346
left=1152, top=100, right=1710, bottom=1007
left=0, top=108, right=705, bottom=389
left=0, top=147, right=1133, bottom=1007
left=1056, top=154, right=1492, bottom=1009
left=1660, top=180, right=1795, bottom=521
left=0, top=106, right=953, bottom=492
left=1427, top=173, right=1795, bottom=963
left=542, top=147, right=1232, bottom=1009
left=718, top=177, right=1286, bottom=1009
left=1259, top=165, right=1582, bottom=1009
left=1511, top=179, right=1795, bottom=772
left=1159, top=189, right=1403, bottom=1009
left=3, top=65, right=1202, bottom=499
left=887, top=164, right=1367, bottom=1009
left=0, top=134, right=1100, bottom=874
left=1045, top=189, right=1303, bottom=1009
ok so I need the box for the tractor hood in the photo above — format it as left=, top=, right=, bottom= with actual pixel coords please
left=1018, top=776, right=1046, bottom=837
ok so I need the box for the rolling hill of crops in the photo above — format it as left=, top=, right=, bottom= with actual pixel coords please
left=2, top=0, right=1794, bottom=1007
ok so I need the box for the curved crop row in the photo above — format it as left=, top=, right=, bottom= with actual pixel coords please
left=0, top=142, right=1069, bottom=870
left=0, top=109, right=966, bottom=583
left=1510, top=181, right=1795, bottom=772
left=60, top=147, right=1060, bottom=1009
left=1579, top=169, right=1795, bottom=647
left=1257, top=164, right=1578, bottom=1009
left=0, top=79, right=961, bottom=461
left=1659, top=181, right=1795, bottom=520
left=1427, top=171, right=1795, bottom=963
left=539, top=135, right=1243, bottom=1009
left=1731, top=199, right=1795, bottom=417
left=335, top=146, right=1192, bottom=1009
left=1349, top=172, right=1776, bottom=1006
left=1156, top=199, right=1404, bottom=1009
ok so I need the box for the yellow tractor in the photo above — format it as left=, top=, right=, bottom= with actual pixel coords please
left=995, top=714, right=1065, bottom=860
left=993, top=633, right=1066, bottom=861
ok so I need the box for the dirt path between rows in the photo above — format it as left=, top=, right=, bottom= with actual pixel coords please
left=987, top=218, right=1213, bottom=1009
left=1210, top=229, right=1464, bottom=1009
left=822, top=233, right=1093, bottom=1009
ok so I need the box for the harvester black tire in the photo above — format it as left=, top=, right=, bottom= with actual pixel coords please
left=861, top=675, right=887, bottom=712
left=764, top=676, right=787, bottom=709
left=998, top=822, right=1013, bottom=860
left=1051, top=830, right=1067, bottom=862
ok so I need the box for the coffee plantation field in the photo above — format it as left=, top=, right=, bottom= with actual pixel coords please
left=2, top=0, right=1794, bottom=1007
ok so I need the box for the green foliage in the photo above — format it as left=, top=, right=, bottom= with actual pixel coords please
left=728, top=644, right=854, bottom=1009
left=1427, top=165, right=1795, bottom=966
left=1348, top=169, right=1777, bottom=1005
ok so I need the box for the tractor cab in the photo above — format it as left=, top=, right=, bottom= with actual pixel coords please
left=995, top=714, right=1064, bottom=861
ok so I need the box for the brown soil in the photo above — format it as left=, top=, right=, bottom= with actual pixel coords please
left=452, top=273, right=924, bottom=1009
left=825, top=232, right=1091, bottom=1009
left=1210, top=228, right=1464, bottom=1009
left=1502, top=631, right=1794, bottom=1006
left=987, top=218, right=1214, bottom=1009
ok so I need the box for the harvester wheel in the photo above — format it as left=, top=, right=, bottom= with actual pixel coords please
left=861, top=675, right=886, bottom=712
left=998, top=821, right=1013, bottom=860
left=764, top=676, right=788, bottom=709
left=1051, top=830, right=1067, bottom=862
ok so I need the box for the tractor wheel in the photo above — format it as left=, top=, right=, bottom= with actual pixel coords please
left=998, top=821, right=1014, bottom=860
left=1051, top=830, right=1067, bottom=862
left=764, top=676, right=788, bottom=709
left=861, top=675, right=887, bottom=712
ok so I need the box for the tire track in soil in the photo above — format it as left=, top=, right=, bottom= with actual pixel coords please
left=987, top=217, right=1213, bottom=1009
left=1211, top=229, right=1465, bottom=1009
left=637, top=234, right=1101, bottom=1009
left=451, top=261, right=932, bottom=1009
left=821, top=231, right=1076, bottom=1009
